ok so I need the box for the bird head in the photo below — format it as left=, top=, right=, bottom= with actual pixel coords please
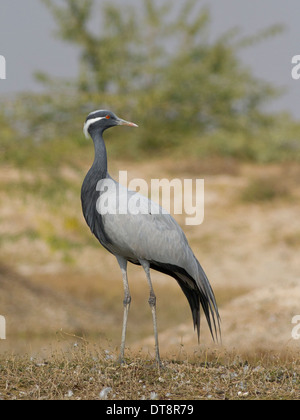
left=83, top=110, right=138, bottom=139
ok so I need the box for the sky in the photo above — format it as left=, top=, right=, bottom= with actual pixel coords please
left=0, top=0, right=300, bottom=118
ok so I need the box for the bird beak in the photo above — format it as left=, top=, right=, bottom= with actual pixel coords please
left=117, top=118, right=139, bottom=128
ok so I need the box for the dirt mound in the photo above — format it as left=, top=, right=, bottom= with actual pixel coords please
left=135, top=285, right=300, bottom=356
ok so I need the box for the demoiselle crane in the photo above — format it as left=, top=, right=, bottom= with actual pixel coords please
left=81, top=110, right=220, bottom=366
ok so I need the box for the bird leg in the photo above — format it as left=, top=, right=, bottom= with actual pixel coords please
left=116, top=257, right=131, bottom=364
left=140, top=260, right=162, bottom=368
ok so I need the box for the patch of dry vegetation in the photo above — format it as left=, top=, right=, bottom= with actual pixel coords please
left=0, top=345, right=299, bottom=400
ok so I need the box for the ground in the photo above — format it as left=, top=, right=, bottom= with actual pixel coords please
left=0, top=348, right=299, bottom=400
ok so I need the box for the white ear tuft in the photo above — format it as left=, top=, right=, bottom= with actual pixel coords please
left=83, top=116, right=106, bottom=139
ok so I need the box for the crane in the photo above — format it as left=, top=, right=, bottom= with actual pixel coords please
left=81, top=110, right=220, bottom=366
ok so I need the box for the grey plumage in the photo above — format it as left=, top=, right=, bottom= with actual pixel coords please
left=81, top=110, right=221, bottom=365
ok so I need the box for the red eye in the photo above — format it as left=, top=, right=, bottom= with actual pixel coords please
left=106, top=115, right=111, bottom=120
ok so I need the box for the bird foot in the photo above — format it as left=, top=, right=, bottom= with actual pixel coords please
left=116, top=356, right=127, bottom=366
left=156, top=359, right=163, bottom=371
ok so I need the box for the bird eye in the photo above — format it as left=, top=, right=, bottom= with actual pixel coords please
left=106, top=115, right=111, bottom=120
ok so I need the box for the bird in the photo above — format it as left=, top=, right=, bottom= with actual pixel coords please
left=81, top=110, right=221, bottom=366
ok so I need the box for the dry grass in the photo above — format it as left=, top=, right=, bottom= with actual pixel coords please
left=0, top=345, right=299, bottom=400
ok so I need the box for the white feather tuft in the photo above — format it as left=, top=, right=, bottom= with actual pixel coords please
left=83, top=116, right=106, bottom=139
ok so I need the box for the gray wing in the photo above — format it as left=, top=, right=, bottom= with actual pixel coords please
left=99, top=182, right=196, bottom=270
left=108, top=212, right=196, bottom=266
left=99, top=179, right=221, bottom=340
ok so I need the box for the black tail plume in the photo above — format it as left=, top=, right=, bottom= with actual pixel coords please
left=150, top=261, right=221, bottom=343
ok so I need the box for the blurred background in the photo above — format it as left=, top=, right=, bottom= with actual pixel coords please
left=0, top=0, right=299, bottom=357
